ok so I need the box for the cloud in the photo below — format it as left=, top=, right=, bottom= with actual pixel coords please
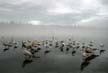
left=28, top=20, right=41, bottom=25
left=0, top=7, right=12, bottom=12
left=47, top=2, right=81, bottom=15
left=0, top=0, right=108, bottom=28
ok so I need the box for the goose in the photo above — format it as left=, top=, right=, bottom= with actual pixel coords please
left=89, top=41, right=94, bottom=47
left=61, top=41, right=65, bottom=47
left=66, top=43, right=70, bottom=52
left=59, top=46, right=64, bottom=52
left=100, top=43, right=104, bottom=48
left=82, top=43, right=86, bottom=49
left=42, top=40, right=45, bottom=46
left=37, top=47, right=41, bottom=51
left=72, top=41, right=76, bottom=45
left=76, top=42, right=80, bottom=49
left=55, top=41, right=59, bottom=48
left=49, top=40, right=53, bottom=46
left=13, top=42, right=19, bottom=49
left=23, top=49, right=33, bottom=58
left=82, top=47, right=94, bottom=60
left=22, top=41, right=27, bottom=48
left=3, top=43, right=12, bottom=47
left=99, top=43, right=105, bottom=54
left=2, top=43, right=11, bottom=52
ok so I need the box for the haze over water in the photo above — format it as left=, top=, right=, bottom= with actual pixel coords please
left=0, top=23, right=108, bottom=73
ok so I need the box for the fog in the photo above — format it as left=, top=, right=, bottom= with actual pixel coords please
left=0, top=23, right=107, bottom=40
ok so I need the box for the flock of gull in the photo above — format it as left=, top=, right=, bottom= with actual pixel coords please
left=0, top=38, right=106, bottom=71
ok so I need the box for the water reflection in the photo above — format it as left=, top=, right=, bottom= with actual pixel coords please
left=3, top=47, right=10, bottom=52
left=80, top=54, right=99, bottom=71
left=72, top=50, right=76, bottom=56
left=100, top=49, right=105, bottom=55
left=22, top=58, right=33, bottom=68
left=22, top=56, right=40, bottom=68
left=44, top=50, right=51, bottom=55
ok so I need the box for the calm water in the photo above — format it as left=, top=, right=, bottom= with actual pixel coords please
left=0, top=30, right=108, bottom=73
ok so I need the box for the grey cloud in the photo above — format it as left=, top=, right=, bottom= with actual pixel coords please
left=0, top=0, right=108, bottom=28
left=100, top=0, right=108, bottom=5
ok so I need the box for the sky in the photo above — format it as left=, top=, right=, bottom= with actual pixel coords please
left=0, top=0, right=108, bottom=27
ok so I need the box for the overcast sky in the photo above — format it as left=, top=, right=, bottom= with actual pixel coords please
left=0, top=0, right=108, bottom=27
